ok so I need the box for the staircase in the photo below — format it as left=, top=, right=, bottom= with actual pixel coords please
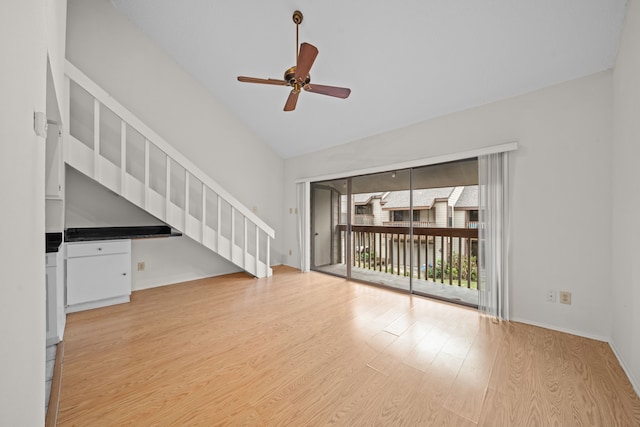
left=63, top=61, right=273, bottom=278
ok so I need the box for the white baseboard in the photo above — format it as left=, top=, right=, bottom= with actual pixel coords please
left=609, top=340, right=640, bottom=398
left=133, top=269, right=241, bottom=291
left=66, top=295, right=130, bottom=313
left=509, top=317, right=610, bottom=342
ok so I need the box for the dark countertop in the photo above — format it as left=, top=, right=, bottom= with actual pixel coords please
left=65, top=226, right=181, bottom=242
left=46, top=232, right=63, bottom=253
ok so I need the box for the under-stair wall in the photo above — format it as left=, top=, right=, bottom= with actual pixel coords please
left=64, top=61, right=274, bottom=278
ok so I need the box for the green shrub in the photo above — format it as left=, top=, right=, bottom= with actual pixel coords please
left=426, top=253, right=477, bottom=281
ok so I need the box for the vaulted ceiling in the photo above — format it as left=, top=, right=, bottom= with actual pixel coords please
left=110, top=0, right=627, bottom=159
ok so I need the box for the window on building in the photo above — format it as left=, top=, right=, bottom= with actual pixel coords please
left=355, top=205, right=370, bottom=215
left=469, top=209, right=479, bottom=222
left=392, top=210, right=420, bottom=221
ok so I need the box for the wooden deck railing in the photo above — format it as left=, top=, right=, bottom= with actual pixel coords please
left=382, top=221, right=437, bottom=228
left=337, top=224, right=478, bottom=288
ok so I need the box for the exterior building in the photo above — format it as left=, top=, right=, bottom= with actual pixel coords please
left=381, top=187, right=452, bottom=227
left=453, top=186, right=479, bottom=229
left=345, top=186, right=479, bottom=278
left=352, top=192, right=385, bottom=225
left=350, top=186, right=478, bottom=230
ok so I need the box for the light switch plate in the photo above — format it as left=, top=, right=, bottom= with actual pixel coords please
left=546, top=290, right=556, bottom=303
left=34, top=111, right=47, bottom=137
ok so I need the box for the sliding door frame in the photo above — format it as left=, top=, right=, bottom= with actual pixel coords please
left=298, top=142, right=518, bottom=276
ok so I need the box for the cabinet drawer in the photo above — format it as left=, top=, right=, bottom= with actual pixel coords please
left=66, top=240, right=130, bottom=258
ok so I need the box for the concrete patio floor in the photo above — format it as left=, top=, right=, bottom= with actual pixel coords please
left=313, top=264, right=478, bottom=307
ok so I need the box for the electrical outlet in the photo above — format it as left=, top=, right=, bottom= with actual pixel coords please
left=559, top=291, right=572, bottom=305
left=137, top=262, right=145, bottom=271
left=546, top=290, right=556, bottom=303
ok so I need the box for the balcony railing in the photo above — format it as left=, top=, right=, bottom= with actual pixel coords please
left=382, top=221, right=438, bottom=227
left=337, top=224, right=478, bottom=288
left=353, top=214, right=375, bottom=225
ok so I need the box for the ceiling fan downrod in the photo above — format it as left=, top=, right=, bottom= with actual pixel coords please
left=293, top=10, right=303, bottom=70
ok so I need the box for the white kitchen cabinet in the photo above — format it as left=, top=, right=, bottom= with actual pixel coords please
left=46, top=251, right=65, bottom=345
left=66, top=239, right=131, bottom=313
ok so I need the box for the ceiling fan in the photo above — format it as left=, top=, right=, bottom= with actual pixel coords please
left=237, top=10, right=351, bottom=112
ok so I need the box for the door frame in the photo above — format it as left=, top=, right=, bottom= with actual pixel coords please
left=297, top=142, right=518, bottom=274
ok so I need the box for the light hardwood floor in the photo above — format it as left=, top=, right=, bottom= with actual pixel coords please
left=57, top=266, right=640, bottom=426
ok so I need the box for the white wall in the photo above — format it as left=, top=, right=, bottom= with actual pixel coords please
left=284, top=71, right=613, bottom=341
left=65, top=0, right=286, bottom=285
left=372, top=198, right=384, bottom=226
left=611, top=0, right=640, bottom=394
left=453, top=210, right=466, bottom=228
left=435, top=201, right=449, bottom=227
left=0, top=0, right=50, bottom=424
left=65, top=166, right=164, bottom=227
left=46, top=0, right=67, bottom=123
left=65, top=167, right=240, bottom=290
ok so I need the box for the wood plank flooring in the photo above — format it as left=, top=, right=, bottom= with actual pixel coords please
left=57, top=266, right=640, bottom=426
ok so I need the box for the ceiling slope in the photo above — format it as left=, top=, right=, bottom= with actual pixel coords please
left=111, top=0, right=627, bottom=158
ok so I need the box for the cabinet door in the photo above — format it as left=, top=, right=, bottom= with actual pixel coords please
left=45, top=266, right=53, bottom=339
left=46, top=263, right=61, bottom=344
left=67, top=253, right=130, bottom=305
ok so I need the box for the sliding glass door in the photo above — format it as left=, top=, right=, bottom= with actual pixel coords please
left=310, top=158, right=480, bottom=307
left=409, top=161, right=479, bottom=305
left=349, top=169, right=411, bottom=292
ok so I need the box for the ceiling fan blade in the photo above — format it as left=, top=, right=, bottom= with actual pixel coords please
left=237, top=76, right=288, bottom=86
left=284, top=89, right=300, bottom=112
left=304, top=83, right=351, bottom=99
left=295, top=42, right=318, bottom=82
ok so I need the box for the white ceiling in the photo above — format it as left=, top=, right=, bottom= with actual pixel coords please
left=110, top=0, right=627, bottom=159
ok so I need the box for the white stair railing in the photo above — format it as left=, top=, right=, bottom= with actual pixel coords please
left=64, top=61, right=273, bottom=278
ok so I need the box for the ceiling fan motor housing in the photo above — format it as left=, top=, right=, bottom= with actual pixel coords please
left=284, top=66, right=310, bottom=86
